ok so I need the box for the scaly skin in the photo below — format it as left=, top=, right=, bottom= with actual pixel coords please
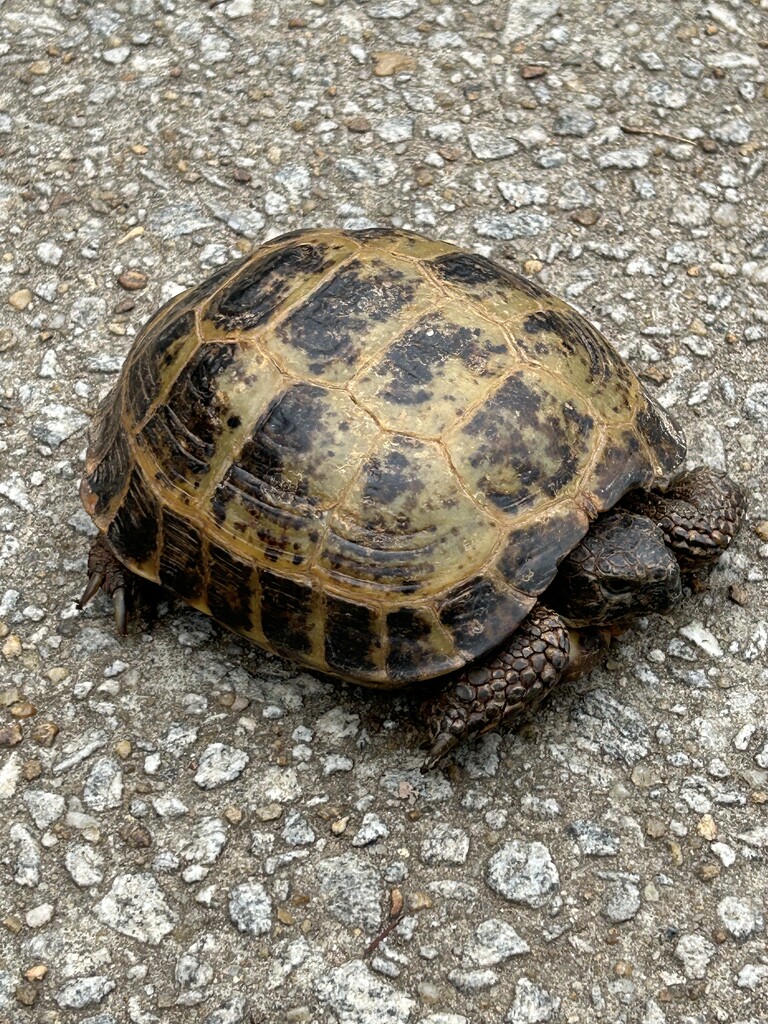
left=622, top=467, right=745, bottom=571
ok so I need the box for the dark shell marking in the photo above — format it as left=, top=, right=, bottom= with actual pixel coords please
left=83, top=228, right=686, bottom=687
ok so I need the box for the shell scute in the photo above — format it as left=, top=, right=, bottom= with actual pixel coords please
left=446, top=369, right=595, bottom=516
left=350, top=305, right=512, bottom=436
left=210, top=384, right=380, bottom=570
left=318, top=434, right=499, bottom=597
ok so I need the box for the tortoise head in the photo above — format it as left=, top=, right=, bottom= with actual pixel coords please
left=547, top=511, right=682, bottom=627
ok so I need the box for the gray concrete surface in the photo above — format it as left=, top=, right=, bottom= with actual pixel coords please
left=1, top=0, right=767, bottom=1021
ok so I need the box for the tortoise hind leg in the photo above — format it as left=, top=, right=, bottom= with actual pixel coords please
left=622, top=467, right=745, bottom=572
left=420, top=606, right=607, bottom=772
left=78, top=534, right=131, bottom=635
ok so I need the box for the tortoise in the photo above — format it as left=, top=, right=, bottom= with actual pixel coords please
left=79, top=228, right=745, bottom=770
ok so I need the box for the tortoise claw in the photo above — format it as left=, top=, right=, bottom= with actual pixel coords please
left=113, top=587, right=128, bottom=636
left=78, top=571, right=105, bottom=610
left=421, top=732, right=459, bottom=774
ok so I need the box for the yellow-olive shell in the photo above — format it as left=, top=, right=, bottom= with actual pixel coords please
left=81, top=229, right=686, bottom=687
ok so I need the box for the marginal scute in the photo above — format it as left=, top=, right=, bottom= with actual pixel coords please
left=436, top=575, right=533, bottom=659
left=635, top=397, right=687, bottom=475
left=498, top=504, right=591, bottom=595
left=125, top=309, right=196, bottom=426
left=259, top=569, right=316, bottom=657
left=324, top=593, right=383, bottom=678
left=386, top=606, right=460, bottom=683
left=207, top=543, right=255, bottom=634
left=159, top=507, right=204, bottom=601
left=82, top=397, right=131, bottom=522
left=83, top=226, right=688, bottom=687
left=106, top=468, right=159, bottom=569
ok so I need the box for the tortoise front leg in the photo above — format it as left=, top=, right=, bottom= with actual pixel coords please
left=622, top=467, right=745, bottom=572
left=420, top=606, right=608, bottom=772
left=78, top=534, right=131, bottom=634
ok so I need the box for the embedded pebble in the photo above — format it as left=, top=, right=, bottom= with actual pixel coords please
left=602, top=879, right=641, bottom=923
left=55, top=975, right=115, bottom=1009
left=22, top=789, right=65, bottom=829
left=351, top=813, right=389, bottom=847
left=735, top=964, right=768, bottom=990
left=65, top=843, right=106, bottom=888
left=26, top=902, right=54, bottom=928
left=228, top=880, right=272, bottom=936
left=419, top=823, right=470, bottom=865
left=10, top=824, right=41, bottom=887
left=193, top=744, right=249, bottom=789
left=94, top=874, right=176, bottom=945
left=716, top=897, right=764, bottom=941
left=316, top=853, right=383, bottom=932
left=83, top=758, right=123, bottom=811
left=507, top=977, right=560, bottom=1023
left=568, top=820, right=619, bottom=856
left=180, top=817, right=228, bottom=865
left=486, top=842, right=559, bottom=907
left=674, top=933, right=715, bottom=979
left=316, top=960, right=415, bottom=1024
left=463, top=919, right=530, bottom=966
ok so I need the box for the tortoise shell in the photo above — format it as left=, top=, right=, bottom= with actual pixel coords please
left=81, top=228, right=686, bottom=687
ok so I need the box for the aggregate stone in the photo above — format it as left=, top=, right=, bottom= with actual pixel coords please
left=552, top=107, right=596, bottom=137
left=476, top=212, right=551, bottom=240
left=597, top=148, right=650, bottom=170
left=83, top=757, right=123, bottom=811
left=227, top=880, right=272, bottom=936
left=671, top=196, right=711, bottom=229
left=419, top=823, right=470, bottom=865
left=316, top=960, right=415, bottom=1024
left=351, top=812, right=389, bottom=847
left=507, top=977, right=560, bottom=1023
left=448, top=968, right=498, bottom=993
left=193, top=744, right=249, bottom=789
left=55, top=975, right=116, bottom=1010
left=601, top=879, right=641, bottom=923
left=281, top=809, right=317, bottom=847
left=65, top=842, right=106, bottom=887
left=463, top=919, right=530, bottom=966
left=674, top=933, right=716, bottom=980
left=94, top=874, right=176, bottom=945
left=315, top=853, right=383, bottom=932
left=568, top=820, right=620, bottom=856
left=735, top=964, right=768, bottom=991
left=486, top=841, right=559, bottom=907
left=25, top=902, right=54, bottom=927
left=716, top=896, right=765, bottom=942
left=22, top=789, right=66, bottom=829
left=30, top=403, right=89, bottom=447
left=179, top=817, right=229, bottom=865
left=10, top=823, right=41, bottom=887
left=468, top=130, right=519, bottom=161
